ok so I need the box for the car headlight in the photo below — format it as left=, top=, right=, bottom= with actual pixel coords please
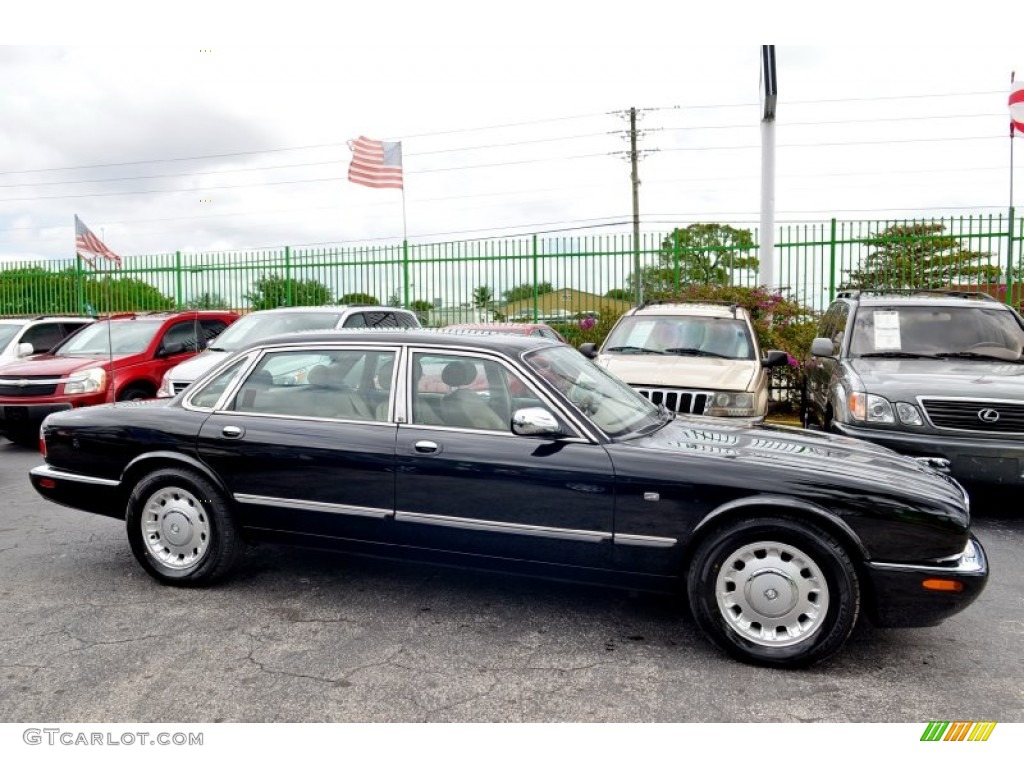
left=895, top=402, right=923, bottom=426
left=64, top=367, right=107, bottom=395
left=848, top=392, right=895, bottom=423
left=706, top=391, right=756, bottom=417
left=156, top=370, right=174, bottom=398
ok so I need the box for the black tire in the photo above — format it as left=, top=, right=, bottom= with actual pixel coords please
left=118, top=384, right=153, bottom=401
left=126, top=468, right=242, bottom=586
left=687, top=516, right=860, bottom=668
left=4, top=429, right=38, bottom=448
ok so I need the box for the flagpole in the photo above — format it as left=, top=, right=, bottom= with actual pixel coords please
left=1012, top=72, right=1016, bottom=213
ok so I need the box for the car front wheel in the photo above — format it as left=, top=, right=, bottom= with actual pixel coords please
left=687, top=517, right=860, bottom=667
left=126, top=468, right=242, bottom=586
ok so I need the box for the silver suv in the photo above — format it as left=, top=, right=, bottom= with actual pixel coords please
left=580, top=301, right=787, bottom=419
left=157, top=305, right=420, bottom=397
left=804, top=289, right=1024, bottom=487
left=0, top=316, right=94, bottom=366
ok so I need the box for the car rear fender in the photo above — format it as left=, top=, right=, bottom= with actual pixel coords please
left=687, top=494, right=870, bottom=563
left=120, top=451, right=230, bottom=502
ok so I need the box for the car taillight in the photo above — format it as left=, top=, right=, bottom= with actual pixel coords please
left=39, top=425, right=47, bottom=459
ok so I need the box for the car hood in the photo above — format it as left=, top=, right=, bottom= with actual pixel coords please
left=166, top=350, right=229, bottom=382
left=0, top=354, right=123, bottom=377
left=597, top=355, right=757, bottom=391
left=850, top=358, right=1024, bottom=400
left=631, top=416, right=965, bottom=506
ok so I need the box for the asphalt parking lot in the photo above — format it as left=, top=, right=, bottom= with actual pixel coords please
left=1, top=440, right=1022, bottom=723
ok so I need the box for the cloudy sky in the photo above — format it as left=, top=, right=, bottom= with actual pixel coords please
left=2, top=6, right=1021, bottom=269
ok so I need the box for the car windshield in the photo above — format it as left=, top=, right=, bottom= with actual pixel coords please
left=53, top=319, right=164, bottom=357
left=0, top=324, right=22, bottom=349
left=523, top=345, right=662, bottom=438
left=207, top=311, right=343, bottom=351
left=603, top=316, right=754, bottom=359
left=850, top=306, right=1024, bottom=361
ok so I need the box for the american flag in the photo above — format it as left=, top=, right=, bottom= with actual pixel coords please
left=75, top=215, right=122, bottom=268
left=347, top=136, right=404, bottom=189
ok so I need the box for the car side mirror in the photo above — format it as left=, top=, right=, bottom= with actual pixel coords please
left=16, top=342, right=34, bottom=358
left=762, top=350, right=789, bottom=368
left=159, top=341, right=188, bottom=357
left=578, top=342, right=598, bottom=359
left=810, top=337, right=836, bottom=358
left=511, top=407, right=564, bottom=437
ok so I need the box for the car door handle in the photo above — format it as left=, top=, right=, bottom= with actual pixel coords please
left=222, top=425, right=245, bottom=439
left=413, top=440, right=439, bottom=454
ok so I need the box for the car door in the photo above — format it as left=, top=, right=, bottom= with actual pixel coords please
left=393, top=349, right=615, bottom=571
left=807, top=302, right=847, bottom=424
left=195, top=345, right=400, bottom=544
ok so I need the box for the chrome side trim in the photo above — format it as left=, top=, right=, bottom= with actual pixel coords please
left=30, top=465, right=120, bottom=487
left=234, top=493, right=393, bottom=519
left=395, top=510, right=611, bottom=543
left=613, top=533, right=678, bottom=548
left=0, top=377, right=65, bottom=385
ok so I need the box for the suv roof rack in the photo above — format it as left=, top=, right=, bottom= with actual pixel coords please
left=836, top=289, right=1001, bottom=302
left=636, top=299, right=741, bottom=317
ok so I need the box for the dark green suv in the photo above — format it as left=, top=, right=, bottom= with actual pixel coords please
left=804, top=290, right=1024, bottom=488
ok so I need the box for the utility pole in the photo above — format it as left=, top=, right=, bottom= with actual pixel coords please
left=759, top=45, right=778, bottom=291
left=630, top=107, right=642, bottom=305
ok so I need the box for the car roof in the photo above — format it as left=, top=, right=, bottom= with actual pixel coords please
left=247, top=327, right=561, bottom=353
left=838, top=290, right=1011, bottom=309
left=245, top=305, right=413, bottom=315
left=630, top=302, right=747, bottom=319
left=0, top=316, right=94, bottom=324
left=446, top=322, right=550, bottom=333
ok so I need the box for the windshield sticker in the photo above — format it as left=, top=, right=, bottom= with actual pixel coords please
left=874, top=311, right=902, bottom=350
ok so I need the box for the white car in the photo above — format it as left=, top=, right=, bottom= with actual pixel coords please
left=0, top=316, right=94, bottom=366
left=157, top=305, right=420, bottom=397
left=579, top=301, right=788, bottom=420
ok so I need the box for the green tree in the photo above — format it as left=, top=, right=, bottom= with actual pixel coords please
left=472, top=285, right=493, bottom=309
left=339, top=292, right=380, bottom=306
left=629, top=223, right=758, bottom=294
left=604, top=288, right=632, bottom=301
left=0, top=266, right=174, bottom=314
left=244, top=273, right=333, bottom=310
left=409, top=299, right=434, bottom=312
left=843, top=223, right=1000, bottom=290
left=185, top=292, right=230, bottom=309
left=502, top=281, right=553, bottom=302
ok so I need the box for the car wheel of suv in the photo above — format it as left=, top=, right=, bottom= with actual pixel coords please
left=126, top=468, right=242, bottom=586
left=687, top=517, right=860, bottom=668
left=118, top=385, right=152, bottom=401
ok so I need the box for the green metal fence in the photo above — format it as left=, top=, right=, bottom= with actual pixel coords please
left=1, top=214, right=1021, bottom=321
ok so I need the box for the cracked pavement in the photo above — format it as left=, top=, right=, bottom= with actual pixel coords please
left=1, top=441, right=1022, bottom=722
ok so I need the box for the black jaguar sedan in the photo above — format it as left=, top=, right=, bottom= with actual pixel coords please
left=29, top=329, right=987, bottom=667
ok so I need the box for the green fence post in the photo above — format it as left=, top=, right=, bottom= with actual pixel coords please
left=75, top=255, right=85, bottom=315
left=284, top=246, right=292, bottom=306
left=828, top=218, right=837, bottom=302
left=673, top=231, right=681, bottom=292
left=532, top=234, right=539, bottom=322
left=402, top=240, right=410, bottom=308
left=175, top=251, right=183, bottom=310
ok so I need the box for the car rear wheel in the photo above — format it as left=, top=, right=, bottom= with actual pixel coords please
left=118, top=385, right=152, bottom=401
left=687, top=517, right=860, bottom=668
left=126, top=468, right=242, bottom=586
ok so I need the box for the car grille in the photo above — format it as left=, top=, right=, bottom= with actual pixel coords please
left=635, top=387, right=711, bottom=415
left=920, top=399, right=1024, bottom=434
left=0, top=376, right=60, bottom=397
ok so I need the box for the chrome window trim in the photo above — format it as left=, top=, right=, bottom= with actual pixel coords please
left=234, top=493, right=393, bottom=520
left=31, top=465, right=120, bottom=487
left=395, top=510, right=611, bottom=543
left=612, top=533, right=678, bottom=548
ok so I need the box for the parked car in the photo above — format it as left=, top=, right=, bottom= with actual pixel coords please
left=156, top=305, right=420, bottom=397
left=580, top=301, right=788, bottom=419
left=29, top=329, right=986, bottom=668
left=0, top=310, right=237, bottom=445
left=0, top=315, right=94, bottom=366
left=804, top=290, right=1024, bottom=488
left=445, top=321, right=569, bottom=344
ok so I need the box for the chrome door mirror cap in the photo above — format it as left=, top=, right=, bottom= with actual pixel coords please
left=511, top=407, right=563, bottom=437
left=810, top=337, right=835, bottom=358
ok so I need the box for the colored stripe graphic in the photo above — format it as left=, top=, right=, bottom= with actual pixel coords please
left=921, top=721, right=996, bottom=741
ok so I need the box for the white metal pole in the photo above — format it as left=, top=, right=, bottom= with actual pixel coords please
left=759, top=117, right=776, bottom=290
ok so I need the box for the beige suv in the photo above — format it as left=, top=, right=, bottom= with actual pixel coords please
left=580, top=301, right=787, bottom=419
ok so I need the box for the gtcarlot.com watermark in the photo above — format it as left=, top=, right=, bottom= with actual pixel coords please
left=23, top=729, right=203, bottom=747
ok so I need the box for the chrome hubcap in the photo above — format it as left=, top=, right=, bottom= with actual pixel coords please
left=141, top=486, right=210, bottom=570
left=716, top=540, right=829, bottom=647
